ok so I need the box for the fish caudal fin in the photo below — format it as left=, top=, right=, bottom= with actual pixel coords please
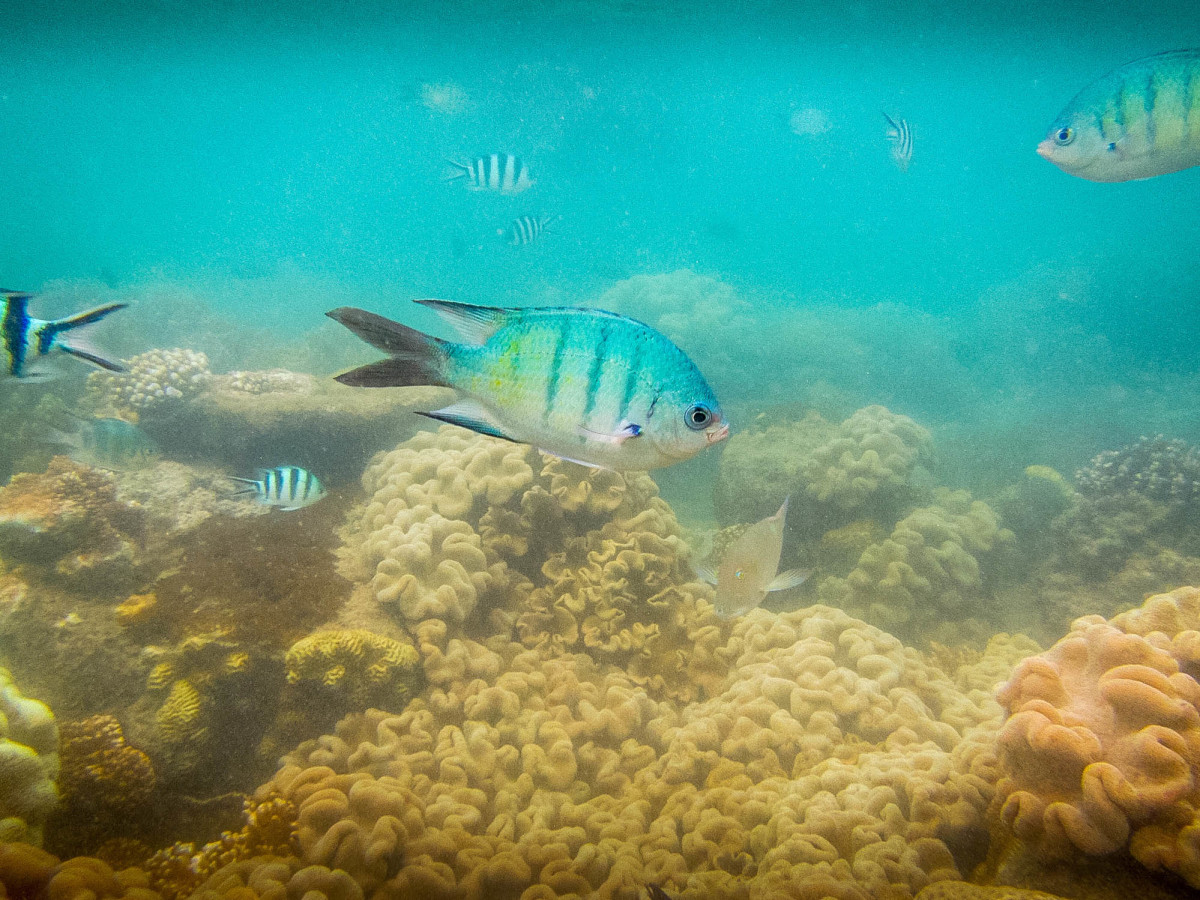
left=44, top=303, right=129, bottom=372
left=767, top=568, right=810, bottom=592
left=327, top=306, right=452, bottom=388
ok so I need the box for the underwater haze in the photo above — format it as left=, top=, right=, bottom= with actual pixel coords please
left=5, top=0, right=1200, bottom=898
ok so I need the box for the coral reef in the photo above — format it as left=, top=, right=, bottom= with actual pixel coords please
left=255, top=604, right=1018, bottom=900
left=994, top=586, right=1200, bottom=888
left=0, top=668, right=59, bottom=846
left=818, top=489, right=1016, bottom=639
left=1075, top=435, right=1200, bottom=508
left=991, top=467, right=1077, bottom=566
left=0, top=458, right=146, bottom=592
left=285, top=629, right=421, bottom=708
left=86, top=349, right=213, bottom=418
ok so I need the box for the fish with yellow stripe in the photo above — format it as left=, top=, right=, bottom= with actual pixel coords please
left=327, top=299, right=729, bottom=471
left=1039, top=49, right=1200, bottom=182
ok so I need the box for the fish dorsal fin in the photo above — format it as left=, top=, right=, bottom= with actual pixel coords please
left=414, top=298, right=515, bottom=344
left=767, top=568, right=810, bottom=592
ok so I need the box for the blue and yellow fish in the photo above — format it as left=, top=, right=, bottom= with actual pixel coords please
left=328, top=299, right=730, bottom=471
left=1039, top=49, right=1200, bottom=182
left=2, top=290, right=128, bottom=379
left=231, top=466, right=326, bottom=511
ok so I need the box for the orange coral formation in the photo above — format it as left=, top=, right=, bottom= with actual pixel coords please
left=0, top=458, right=145, bottom=590
left=995, top=586, right=1200, bottom=887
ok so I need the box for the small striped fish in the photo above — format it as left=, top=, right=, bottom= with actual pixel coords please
left=446, top=153, right=534, bottom=194
left=2, top=290, right=127, bottom=379
left=327, top=299, right=729, bottom=472
left=1039, top=49, right=1200, bottom=182
left=501, top=214, right=554, bottom=246
left=883, top=112, right=913, bottom=172
left=232, top=466, right=326, bottom=511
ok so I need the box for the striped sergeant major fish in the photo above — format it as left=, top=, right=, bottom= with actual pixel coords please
left=446, top=153, right=534, bottom=194
left=2, top=290, right=128, bottom=379
left=500, top=214, right=555, bottom=246
left=883, top=112, right=913, bottom=172
left=1038, top=49, right=1200, bottom=182
left=327, top=299, right=730, bottom=472
left=231, top=465, right=326, bottom=511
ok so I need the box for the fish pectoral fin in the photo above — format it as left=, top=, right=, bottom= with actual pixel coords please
left=414, top=298, right=515, bottom=344
left=767, top=569, right=811, bottom=592
left=539, top=449, right=609, bottom=470
left=418, top=401, right=519, bottom=443
left=576, top=421, right=642, bottom=445
left=693, top=563, right=718, bottom=585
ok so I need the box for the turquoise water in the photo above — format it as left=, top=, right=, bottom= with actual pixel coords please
left=5, top=3, right=1200, bottom=893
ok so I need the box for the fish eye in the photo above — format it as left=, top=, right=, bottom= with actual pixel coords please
left=685, top=404, right=713, bottom=431
left=1054, top=126, right=1074, bottom=146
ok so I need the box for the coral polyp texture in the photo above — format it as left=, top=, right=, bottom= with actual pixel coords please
left=0, top=668, right=59, bottom=846
left=256, top=603, right=1017, bottom=900
left=285, top=629, right=421, bottom=708
left=86, top=348, right=213, bottom=418
left=994, top=586, right=1200, bottom=887
left=1075, top=435, right=1200, bottom=508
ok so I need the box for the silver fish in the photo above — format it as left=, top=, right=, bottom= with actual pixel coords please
left=231, top=466, right=326, bottom=511
left=1038, top=49, right=1200, bottom=182
left=697, top=497, right=809, bottom=619
left=47, top=417, right=160, bottom=471
left=446, top=153, right=534, bottom=194
left=883, top=112, right=913, bottom=172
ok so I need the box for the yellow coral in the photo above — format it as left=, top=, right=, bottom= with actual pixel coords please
left=115, top=593, right=158, bottom=626
left=285, top=629, right=420, bottom=707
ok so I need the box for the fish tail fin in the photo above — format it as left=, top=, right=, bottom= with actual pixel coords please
left=443, top=159, right=469, bottom=181
left=882, top=110, right=900, bottom=136
left=44, top=303, right=129, bottom=372
left=327, top=306, right=454, bottom=388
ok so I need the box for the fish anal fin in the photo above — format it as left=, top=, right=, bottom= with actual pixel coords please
left=418, top=401, right=518, bottom=442
left=414, top=298, right=514, bottom=344
left=539, top=449, right=609, bottom=470
left=767, top=569, right=810, bottom=592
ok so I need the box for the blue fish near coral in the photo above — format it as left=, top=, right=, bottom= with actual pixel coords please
left=328, top=299, right=730, bottom=471
left=232, top=466, right=326, bottom=511
left=2, top=290, right=128, bottom=379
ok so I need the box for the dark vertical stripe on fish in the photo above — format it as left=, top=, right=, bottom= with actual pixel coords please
left=619, top=337, right=641, bottom=423
left=583, top=321, right=609, bottom=422
left=544, top=318, right=566, bottom=424
left=2, top=296, right=30, bottom=377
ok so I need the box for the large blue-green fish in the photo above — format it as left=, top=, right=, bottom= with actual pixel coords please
left=2, top=290, right=128, bottom=379
left=327, top=299, right=730, bottom=471
left=1039, top=50, right=1200, bottom=182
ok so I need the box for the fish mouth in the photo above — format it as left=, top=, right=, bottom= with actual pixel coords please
left=707, top=423, right=730, bottom=444
left=1036, top=139, right=1053, bottom=160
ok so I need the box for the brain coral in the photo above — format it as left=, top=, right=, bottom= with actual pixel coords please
left=285, top=630, right=421, bottom=708
left=818, top=489, right=1015, bottom=638
left=0, top=669, right=59, bottom=846
left=260, top=604, right=1016, bottom=900
left=995, top=586, right=1200, bottom=887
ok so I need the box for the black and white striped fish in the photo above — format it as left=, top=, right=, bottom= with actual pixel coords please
left=2, top=290, right=128, bottom=380
left=883, top=112, right=913, bottom=172
left=500, top=214, right=554, bottom=246
left=231, top=466, right=326, bottom=511
left=445, top=153, right=534, bottom=194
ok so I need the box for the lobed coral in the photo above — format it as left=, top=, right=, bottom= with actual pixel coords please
left=86, top=348, right=212, bottom=418
left=818, top=489, right=1015, bottom=639
left=994, top=586, right=1200, bottom=887
left=0, top=668, right=59, bottom=846
left=255, top=603, right=1019, bottom=900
